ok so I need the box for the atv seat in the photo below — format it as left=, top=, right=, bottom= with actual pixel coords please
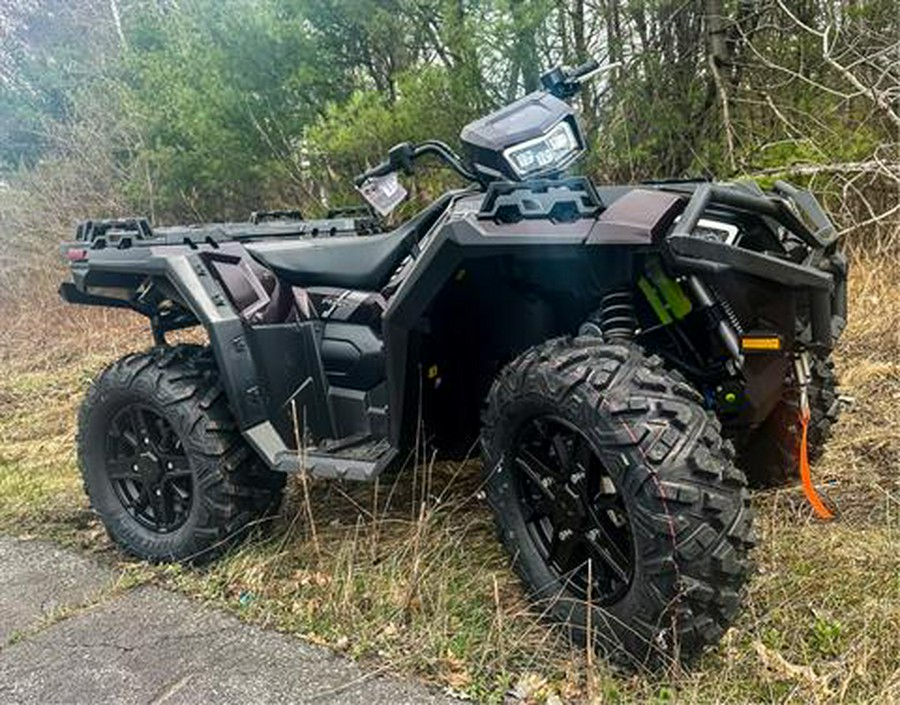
left=246, top=196, right=451, bottom=291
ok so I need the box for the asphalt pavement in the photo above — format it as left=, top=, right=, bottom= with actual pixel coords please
left=0, top=536, right=459, bottom=705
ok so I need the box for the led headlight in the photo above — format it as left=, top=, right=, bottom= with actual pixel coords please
left=693, top=218, right=741, bottom=245
left=502, top=120, right=581, bottom=178
left=673, top=215, right=741, bottom=245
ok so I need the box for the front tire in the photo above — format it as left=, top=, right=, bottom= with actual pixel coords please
left=78, top=345, right=285, bottom=563
left=480, top=338, right=755, bottom=670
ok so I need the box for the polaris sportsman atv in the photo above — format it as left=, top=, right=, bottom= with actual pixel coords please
left=60, top=60, right=847, bottom=668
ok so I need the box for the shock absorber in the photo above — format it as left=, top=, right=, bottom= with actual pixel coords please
left=582, top=289, right=637, bottom=342
left=686, top=275, right=743, bottom=367
left=715, top=288, right=744, bottom=336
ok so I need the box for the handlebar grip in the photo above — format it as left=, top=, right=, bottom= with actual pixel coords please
left=569, top=58, right=600, bottom=80
left=354, top=159, right=393, bottom=187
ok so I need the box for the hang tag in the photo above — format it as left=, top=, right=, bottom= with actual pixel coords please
left=357, top=172, right=408, bottom=216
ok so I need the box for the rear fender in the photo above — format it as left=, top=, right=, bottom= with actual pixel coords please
left=164, top=250, right=335, bottom=470
left=64, top=243, right=329, bottom=473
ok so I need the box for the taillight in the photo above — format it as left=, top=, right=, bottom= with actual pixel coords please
left=65, top=248, right=88, bottom=262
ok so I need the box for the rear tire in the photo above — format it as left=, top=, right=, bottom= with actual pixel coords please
left=78, top=345, right=285, bottom=563
left=737, top=353, right=840, bottom=488
left=480, top=338, right=755, bottom=670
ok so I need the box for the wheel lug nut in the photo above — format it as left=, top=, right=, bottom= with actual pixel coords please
left=167, top=462, right=173, bottom=470
left=132, top=464, right=138, bottom=472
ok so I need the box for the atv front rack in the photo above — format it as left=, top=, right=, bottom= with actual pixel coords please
left=668, top=181, right=838, bottom=250
left=665, top=182, right=845, bottom=348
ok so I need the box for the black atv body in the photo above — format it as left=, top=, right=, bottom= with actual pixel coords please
left=61, top=179, right=846, bottom=473
left=60, top=60, right=846, bottom=669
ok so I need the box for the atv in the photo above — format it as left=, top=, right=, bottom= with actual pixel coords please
left=60, top=59, right=847, bottom=669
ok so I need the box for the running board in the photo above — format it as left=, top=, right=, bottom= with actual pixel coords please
left=304, top=437, right=396, bottom=481
left=244, top=421, right=396, bottom=481
left=309, top=451, right=396, bottom=480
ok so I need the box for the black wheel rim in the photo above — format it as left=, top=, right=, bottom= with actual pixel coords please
left=105, top=404, right=194, bottom=533
left=513, top=416, right=634, bottom=604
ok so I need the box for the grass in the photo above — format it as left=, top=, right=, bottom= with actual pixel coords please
left=0, top=258, right=899, bottom=703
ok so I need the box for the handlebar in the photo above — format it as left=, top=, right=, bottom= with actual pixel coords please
left=355, top=58, right=611, bottom=187
left=567, top=58, right=601, bottom=81
left=354, top=140, right=478, bottom=187
left=541, top=58, right=616, bottom=99
left=354, top=159, right=394, bottom=186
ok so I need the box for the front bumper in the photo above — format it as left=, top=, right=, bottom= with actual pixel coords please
left=663, top=182, right=847, bottom=349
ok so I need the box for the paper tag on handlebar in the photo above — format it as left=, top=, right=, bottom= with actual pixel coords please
left=357, top=172, right=408, bottom=217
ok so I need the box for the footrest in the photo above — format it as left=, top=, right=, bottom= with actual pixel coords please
left=274, top=437, right=396, bottom=481
left=247, top=422, right=396, bottom=481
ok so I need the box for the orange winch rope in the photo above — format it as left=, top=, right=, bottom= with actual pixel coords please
left=798, top=408, right=834, bottom=520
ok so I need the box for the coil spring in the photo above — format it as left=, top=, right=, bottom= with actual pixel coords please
left=597, top=289, right=637, bottom=341
left=713, top=286, right=744, bottom=335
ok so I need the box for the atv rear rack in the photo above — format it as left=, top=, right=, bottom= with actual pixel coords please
left=75, top=217, right=153, bottom=246
left=249, top=209, right=304, bottom=224
left=64, top=215, right=378, bottom=255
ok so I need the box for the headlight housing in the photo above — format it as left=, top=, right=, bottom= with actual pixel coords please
left=692, top=218, right=741, bottom=245
left=502, top=120, right=582, bottom=179
left=673, top=215, right=741, bottom=245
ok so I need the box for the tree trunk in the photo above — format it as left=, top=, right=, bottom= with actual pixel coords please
left=705, top=0, right=736, bottom=171
left=511, top=0, right=540, bottom=92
